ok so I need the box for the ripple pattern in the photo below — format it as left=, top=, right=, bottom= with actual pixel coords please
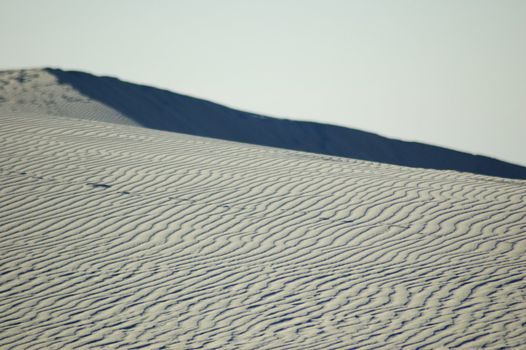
left=0, top=113, right=525, bottom=349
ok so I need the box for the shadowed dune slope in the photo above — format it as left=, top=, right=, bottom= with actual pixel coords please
left=0, top=112, right=525, bottom=349
left=1, top=68, right=525, bottom=179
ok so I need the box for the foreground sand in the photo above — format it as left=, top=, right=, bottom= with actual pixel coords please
left=0, top=113, right=525, bottom=349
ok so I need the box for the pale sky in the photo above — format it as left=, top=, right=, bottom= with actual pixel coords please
left=1, top=0, right=525, bottom=165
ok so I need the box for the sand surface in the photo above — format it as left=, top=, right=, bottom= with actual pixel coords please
left=0, top=69, right=134, bottom=125
left=0, top=112, right=525, bottom=349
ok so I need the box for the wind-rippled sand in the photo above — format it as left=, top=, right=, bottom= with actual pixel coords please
left=0, top=113, right=525, bottom=349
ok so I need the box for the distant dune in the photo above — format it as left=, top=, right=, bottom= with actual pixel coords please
left=1, top=68, right=525, bottom=179
left=0, top=111, right=525, bottom=349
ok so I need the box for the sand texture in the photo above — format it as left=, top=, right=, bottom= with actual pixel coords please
left=0, top=113, right=525, bottom=349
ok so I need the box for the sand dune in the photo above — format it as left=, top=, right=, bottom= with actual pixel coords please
left=1, top=68, right=526, bottom=179
left=1, top=112, right=525, bottom=349
left=0, top=69, right=133, bottom=126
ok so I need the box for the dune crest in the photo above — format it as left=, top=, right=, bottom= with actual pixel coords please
left=1, top=68, right=525, bottom=179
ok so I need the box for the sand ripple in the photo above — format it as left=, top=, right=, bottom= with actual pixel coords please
left=0, top=113, right=525, bottom=349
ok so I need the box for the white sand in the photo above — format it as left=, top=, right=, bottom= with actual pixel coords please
left=0, top=69, right=135, bottom=125
left=0, top=112, right=525, bottom=349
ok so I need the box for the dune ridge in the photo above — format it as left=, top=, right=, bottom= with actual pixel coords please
left=1, top=68, right=525, bottom=179
left=0, top=112, right=525, bottom=349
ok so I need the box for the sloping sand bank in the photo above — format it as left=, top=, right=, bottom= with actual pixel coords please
left=0, top=113, right=525, bottom=349
left=2, top=68, right=526, bottom=179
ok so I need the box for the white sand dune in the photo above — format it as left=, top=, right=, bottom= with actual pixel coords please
left=0, top=69, right=134, bottom=125
left=0, top=112, right=525, bottom=349
left=2, top=68, right=526, bottom=180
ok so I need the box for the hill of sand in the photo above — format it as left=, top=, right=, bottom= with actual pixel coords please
left=1, top=111, right=525, bottom=349
left=1, top=68, right=526, bottom=180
